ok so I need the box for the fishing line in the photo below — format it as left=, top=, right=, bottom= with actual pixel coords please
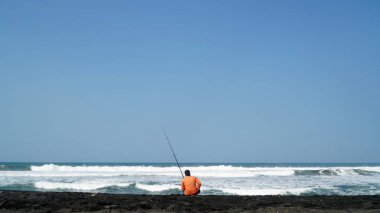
left=162, top=128, right=184, bottom=178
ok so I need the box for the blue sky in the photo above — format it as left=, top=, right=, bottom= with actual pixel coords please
left=0, top=0, right=379, bottom=162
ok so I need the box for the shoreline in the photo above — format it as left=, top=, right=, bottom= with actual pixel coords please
left=1, top=190, right=380, bottom=212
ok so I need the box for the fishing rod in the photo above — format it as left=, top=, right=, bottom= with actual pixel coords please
left=162, top=128, right=184, bottom=178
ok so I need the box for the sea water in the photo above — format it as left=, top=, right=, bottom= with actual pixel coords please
left=1, top=162, right=380, bottom=195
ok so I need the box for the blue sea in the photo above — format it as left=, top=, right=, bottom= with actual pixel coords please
left=1, top=162, right=380, bottom=195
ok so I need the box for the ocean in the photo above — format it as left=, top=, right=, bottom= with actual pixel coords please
left=1, top=163, right=380, bottom=195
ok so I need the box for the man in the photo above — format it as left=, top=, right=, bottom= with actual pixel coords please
left=181, top=169, right=201, bottom=195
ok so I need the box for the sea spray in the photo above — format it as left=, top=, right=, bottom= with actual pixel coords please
left=1, top=163, right=380, bottom=195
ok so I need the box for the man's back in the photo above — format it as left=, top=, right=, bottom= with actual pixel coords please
left=181, top=176, right=201, bottom=195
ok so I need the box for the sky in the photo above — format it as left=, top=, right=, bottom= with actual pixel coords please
left=0, top=0, right=379, bottom=163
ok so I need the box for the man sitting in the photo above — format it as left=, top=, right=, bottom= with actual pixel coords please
left=181, top=169, right=201, bottom=195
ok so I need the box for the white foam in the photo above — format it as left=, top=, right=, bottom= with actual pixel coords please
left=2, top=164, right=380, bottom=195
left=31, top=164, right=380, bottom=177
left=34, top=181, right=131, bottom=191
left=333, top=169, right=357, bottom=176
left=359, top=167, right=380, bottom=173
left=31, top=164, right=177, bottom=172
left=30, top=164, right=296, bottom=177
left=135, top=183, right=179, bottom=192
left=298, top=167, right=380, bottom=176
left=221, top=187, right=313, bottom=196
left=2, top=164, right=378, bottom=179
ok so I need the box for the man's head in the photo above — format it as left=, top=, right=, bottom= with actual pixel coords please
left=185, top=170, right=190, bottom=176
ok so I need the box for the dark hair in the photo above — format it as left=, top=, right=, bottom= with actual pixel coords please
left=185, top=170, right=190, bottom=176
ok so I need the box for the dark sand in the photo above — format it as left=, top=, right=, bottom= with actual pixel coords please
left=1, top=190, right=380, bottom=212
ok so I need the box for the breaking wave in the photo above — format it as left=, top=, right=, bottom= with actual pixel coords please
left=34, top=181, right=131, bottom=191
left=31, top=164, right=294, bottom=177
left=1, top=163, right=380, bottom=195
left=32, top=181, right=313, bottom=195
left=135, top=183, right=179, bottom=192
left=30, top=164, right=380, bottom=177
left=34, top=181, right=179, bottom=193
left=294, top=169, right=380, bottom=176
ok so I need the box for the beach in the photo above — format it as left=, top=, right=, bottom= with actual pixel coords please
left=2, top=163, right=380, bottom=212
left=2, top=0, right=380, bottom=212
left=1, top=190, right=380, bottom=212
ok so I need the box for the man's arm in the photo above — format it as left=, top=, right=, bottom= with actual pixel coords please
left=181, top=179, right=185, bottom=191
left=195, top=177, right=201, bottom=190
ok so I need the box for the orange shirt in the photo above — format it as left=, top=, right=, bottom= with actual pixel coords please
left=181, top=176, right=201, bottom=195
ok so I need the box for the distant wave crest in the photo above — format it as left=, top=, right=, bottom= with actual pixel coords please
left=30, top=164, right=380, bottom=177
left=294, top=168, right=380, bottom=176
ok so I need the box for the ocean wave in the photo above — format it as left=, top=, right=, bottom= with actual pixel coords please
left=220, top=187, right=314, bottom=196
left=29, top=164, right=380, bottom=177
left=34, top=181, right=131, bottom=191
left=353, top=169, right=378, bottom=176
left=294, top=169, right=380, bottom=176
left=32, top=180, right=314, bottom=195
left=31, top=164, right=183, bottom=174
left=34, top=181, right=179, bottom=193
left=0, top=171, right=122, bottom=177
left=3, top=163, right=380, bottom=195
left=30, top=164, right=294, bottom=177
left=135, top=183, right=179, bottom=192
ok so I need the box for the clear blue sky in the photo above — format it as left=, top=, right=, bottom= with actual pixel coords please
left=1, top=0, right=379, bottom=163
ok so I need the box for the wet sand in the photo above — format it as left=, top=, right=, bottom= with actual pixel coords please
left=1, top=190, right=380, bottom=212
